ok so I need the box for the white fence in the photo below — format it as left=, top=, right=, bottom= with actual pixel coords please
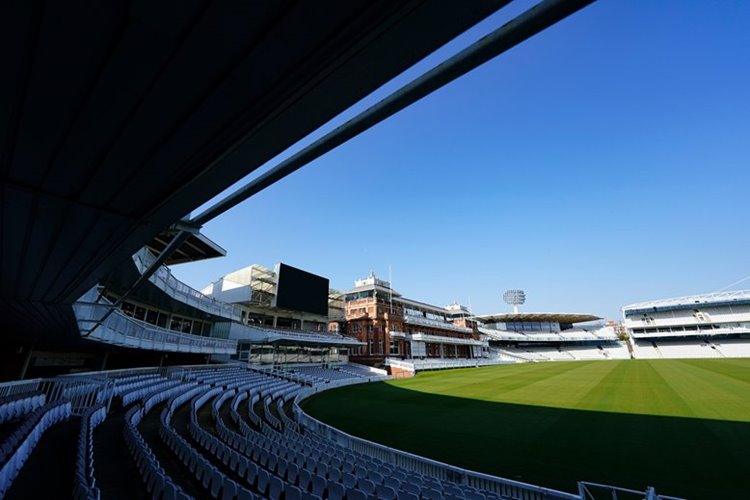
left=402, top=315, right=473, bottom=333
left=134, top=248, right=243, bottom=321
left=578, top=481, right=685, bottom=500
left=74, top=288, right=238, bottom=355
left=0, top=376, right=113, bottom=415
left=386, top=357, right=515, bottom=372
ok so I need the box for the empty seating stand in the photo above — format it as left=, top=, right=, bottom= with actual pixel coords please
left=158, top=386, right=259, bottom=499
left=121, top=379, right=180, bottom=406
left=0, top=363, right=569, bottom=499
left=74, top=403, right=107, bottom=500
left=0, top=392, right=46, bottom=425
left=122, top=383, right=197, bottom=500
left=201, top=369, right=514, bottom=500
left=112, top=373, right=163, bottom=396
left=0, top=400, right=72, bottom=496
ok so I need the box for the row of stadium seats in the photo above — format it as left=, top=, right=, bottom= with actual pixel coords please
left=220, top=371, right=513, bottom=499
left=563, top=344, right=631, bottom=360
left=121, top=378, right=181, bottom=406
left=112, top=373, right=163, bottom=396
left=106, top=364, right=515, bottom=499
left=492, top=337, right=750, bottom=362
left=480, top=328, right=618, bottom=343
left=491, top=342, right=631, bottom=362
left=288, top=367, right=358, bottom=383
left=336, top=364, right=380, bottom=378
left=0, top=400, right=72, bottom=496
left=631, top=340, right=724, bottom=359
left=123, top=380, right=200, bottom=499
left=0, top=391, right=46, bottom=425
left=0, top=362, right=571, bottom=499
left=711, top=337, right=750, bottom=357
left=74, top=403, right=107, bottom=500
left=159, top=385, right=259, bottom=499
left=409, top=358, right=514, bottom=371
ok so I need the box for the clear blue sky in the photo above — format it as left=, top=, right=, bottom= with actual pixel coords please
left=172, top=0, right=750, bottom=321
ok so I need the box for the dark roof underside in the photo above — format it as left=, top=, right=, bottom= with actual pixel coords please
left=0, top=0, right=508, bottom=341
left=146, top=231, right=226, bottom=265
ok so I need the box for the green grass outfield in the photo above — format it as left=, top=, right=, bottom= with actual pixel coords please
left=302, top=359, right=750, bottom=499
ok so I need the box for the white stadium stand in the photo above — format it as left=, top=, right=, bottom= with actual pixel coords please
left=621, top=289, right=750, bottom=359
left=711, top=337, right=750, bottom=357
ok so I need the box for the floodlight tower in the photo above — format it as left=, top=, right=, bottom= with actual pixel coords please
left=503, top=289, right=526, bottom=314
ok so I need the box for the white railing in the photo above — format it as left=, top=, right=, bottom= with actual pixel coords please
left=409, top=333, right=486, bottom=347
left=479, top=328, right=529, bottom=341
left=64, top=366, right=164, bottom=380
left=0, top=379, right=44, bottom=399
left=343, top=362, right=389, bottom=376
left=481, top=327, right=619, bottom=343
left=133, top=248, right=243, bottom=321
left=488, top=348, right=534, bottom=362
left=0, top=377, right=113, bottom=416
left=384, top=358, right=416, bottom=373
left=73, top=288, right=237, bottom=355
left=482, top=331, right=609, bottom=342
left=386, top=357, right=515, bottom=372
left=245, top=351, right=350, bottom=366
left=232, top=323, right=363, bottom=347
left=578, top=481, right=685, bottom=500
left=293, top=382, right=579, bottom=500
left=403, top=314, right=473, bottom=333
left=630, top=326, right=750, bottom=339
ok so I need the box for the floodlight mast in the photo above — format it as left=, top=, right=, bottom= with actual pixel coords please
left=503, top=289, right=526, bottom=314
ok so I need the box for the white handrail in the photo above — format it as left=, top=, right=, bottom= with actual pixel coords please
left=74, top=288, right=238, bottom=354
left=133, top=248, right=243, bottom=321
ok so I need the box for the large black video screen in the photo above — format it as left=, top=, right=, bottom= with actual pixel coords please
left=275, top=263, right=329, bottom=316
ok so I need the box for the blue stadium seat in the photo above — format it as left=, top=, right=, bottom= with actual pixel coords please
left=377, top=484, right=398, bottom=500
left=285, top=483, right=302, bottom=500
left=327, top=480, right=346, bottom=500
left=268, top=475, right=284, bottom=500
left=347, top=489, right=367, bottom=500
left=298, top=468, right=312, bottom=491
left=311, top=474, right=326, bottom=497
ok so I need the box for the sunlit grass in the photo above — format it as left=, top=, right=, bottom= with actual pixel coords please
left=303, top=359, right=750, bottom=499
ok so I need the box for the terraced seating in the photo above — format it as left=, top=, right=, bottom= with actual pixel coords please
left=0, top=392, right=46, bottom=425
left=112, top=373, right=163, bottom=396
left=0, top=400, right=73, bottom=496
left=156, top=385, right=257, bottom=499
left=0, top=364, right=564, bottom=499
left=212, top=371, right=512, bottom=500
left=335, top=364, right=379, bottom=379
left=290, top=366, right=362, bottom=383
left=121, top=378, right=180, bottom=406
left=187, top=367, right=247, bottom=385
left=133, top=366, right=547, bottom=498
left=122, top=382, right=197, bottom=500
left=74, top=403, right=107, bottom=500
left=61, top=383, right=109, bottom=404
left=712, top=337, right=750, bottom=357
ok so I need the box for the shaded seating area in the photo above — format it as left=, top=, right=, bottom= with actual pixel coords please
left=0, top=363, right=578, bottom=500
left=0, top=400, right=73, bottom=496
